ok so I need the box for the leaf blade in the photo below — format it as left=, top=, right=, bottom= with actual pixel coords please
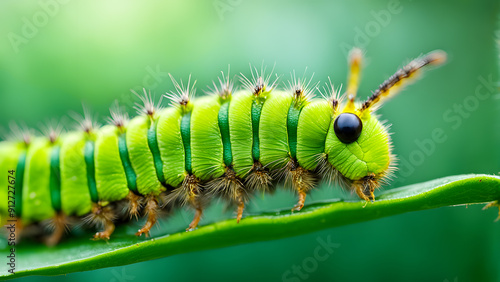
left=1, top=174, right=499, bottom=280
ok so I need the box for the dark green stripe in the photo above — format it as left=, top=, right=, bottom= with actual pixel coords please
left=49, top=146, right=62, bottom=211
left=218, top=102, right=233, bottom=167
left=251, top=99, right=264, bottom=161
left=180, top=112, right=192, bottom=174
left=287, top=103, right=302, bottom=160
left=14, top=152, right=26, bottom=217
left=147, top=120, right=166, bottom=184
left=84, top=141, right=98, bottom=203
left=118, top=133, right=138, bottom=193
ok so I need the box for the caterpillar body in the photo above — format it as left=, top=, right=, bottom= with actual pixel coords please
left=0, top=48, right=446, bottom=245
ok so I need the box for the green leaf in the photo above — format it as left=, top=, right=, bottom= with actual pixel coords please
left=1, top=174, right=499, bottom=280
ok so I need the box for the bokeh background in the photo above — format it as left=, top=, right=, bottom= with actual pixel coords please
left=0, top=0, right=499, bottom=281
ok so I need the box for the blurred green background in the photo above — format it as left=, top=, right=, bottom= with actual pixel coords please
left=1, top=0, right=499, bottom=281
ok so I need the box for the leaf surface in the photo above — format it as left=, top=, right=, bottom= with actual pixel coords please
left=1, top=174, right=499, bottom=280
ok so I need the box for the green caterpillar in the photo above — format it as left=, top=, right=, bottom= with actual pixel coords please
left=0, top=48, right=446, bottom=245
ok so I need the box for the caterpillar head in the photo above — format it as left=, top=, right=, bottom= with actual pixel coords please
left=324, top=107, right=393, bottom=200
left=323, top=48, right=447, bottom=200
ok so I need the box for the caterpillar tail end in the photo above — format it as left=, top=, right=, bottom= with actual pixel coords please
left=483, top=201, right=500, bottom=222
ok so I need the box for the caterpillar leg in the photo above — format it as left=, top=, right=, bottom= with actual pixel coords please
left=162, top=174, right=204, bottom=231
left=135, top=195, right=159, bottom=237
left=94, top=223, right=115, bottom=240
left=188, top=203, right=203, bottom=231
left=236, top=192, right=245, bottom=223
left=45, top=212, right=68, bottom=246
left=353, top=174, right=379, bottom=202
left=483, top=201, right=500, bottom=221
left=186, top=175, right=204, bottom=231
left=292, top=190, right=307, bottom=211
left=89, top=203, right=116, bottom=240
left=246, top=161, right=272, bottom=192
left=206, top=167, right=249, bottom=223
left=126, top=190, right=142, bottom=220
left=354, top=185, right=373, bottom=201
left=287, top=159, right=315, bottom=212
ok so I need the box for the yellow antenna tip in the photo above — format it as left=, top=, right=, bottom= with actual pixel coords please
left=349, top=47, right=363, bottom=65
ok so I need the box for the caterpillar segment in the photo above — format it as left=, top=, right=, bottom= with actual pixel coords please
left=126, top=89, right=167, bottom=236
left=0, top=125, right=31, bottom=244
left=161, top=74, right=206, bottom=231
left=204, top=70, right=247, bottom=223
left=43, top=125, right=71, bottom=246
left=0, top=48, right=448, bottom=244
left=285, top=71, right=319, bottom=211
left=238, top=68, right=276, bottom=192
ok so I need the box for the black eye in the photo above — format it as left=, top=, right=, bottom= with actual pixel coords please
left=333, top=113, right=362, bottom=144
